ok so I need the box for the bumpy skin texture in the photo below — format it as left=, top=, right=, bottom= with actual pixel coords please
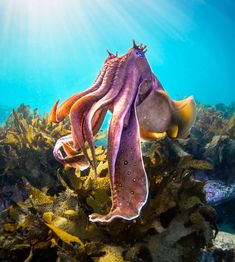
left=50, top=41, right=196, bottom=222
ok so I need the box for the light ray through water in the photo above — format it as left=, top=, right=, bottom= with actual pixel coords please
left=0, top=0, right=234, bottom=115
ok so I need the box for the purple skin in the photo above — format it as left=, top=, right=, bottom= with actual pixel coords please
left=50, top=41, right=196, bottom=222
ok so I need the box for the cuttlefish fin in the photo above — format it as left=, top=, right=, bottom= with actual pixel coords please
left=137, top=88, right=196, bottom=140
left=140, top=128, right=166, bottom=141
left=166, top=124, right=178, bottom=138
left=172, top=96, right=196, bottom=138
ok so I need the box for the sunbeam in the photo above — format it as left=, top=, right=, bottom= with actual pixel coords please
left=0, top=0, right=234, bottom=112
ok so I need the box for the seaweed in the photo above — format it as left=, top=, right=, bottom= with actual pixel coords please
left=0, top=103, right=232, bottom=261
left=181, top=103, right=235, bottom=182
left=0, top=103, right=70, bottom=190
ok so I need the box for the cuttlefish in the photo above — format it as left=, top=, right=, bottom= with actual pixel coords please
left=50, top=41, right=196, bottom=223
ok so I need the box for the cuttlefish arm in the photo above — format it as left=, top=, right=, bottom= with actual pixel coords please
left=90, top=102, right=148, bottom=222
left=89, top=71, right=149, bottom=222
left=50, top=64, right=109, bottom=123
left=53, top=134, right=90, bottom=170
left=53, top=107, right=108, bottom=171
left=50, top=90, right=98, bottom=123
left=137, top=86, right=196, bottom=140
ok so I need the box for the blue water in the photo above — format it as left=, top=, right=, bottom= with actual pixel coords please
left=0, top=0, right=234, bottom=114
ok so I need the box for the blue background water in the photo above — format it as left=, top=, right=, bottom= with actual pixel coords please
left=0, top=0, right=234, bottom=114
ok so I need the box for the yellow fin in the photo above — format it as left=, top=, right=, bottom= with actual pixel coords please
left=140, top=128, right=166, bottom=141
left=174, top=98, right=194, bottom=121
left=167, top=125, right=178, bottom=138
left=172, top=96, right=196, bottom=138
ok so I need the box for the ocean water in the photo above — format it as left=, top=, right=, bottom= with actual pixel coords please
left=0, top=0, right=234, bottom=115
left=0, top=1, right=234, bottom=260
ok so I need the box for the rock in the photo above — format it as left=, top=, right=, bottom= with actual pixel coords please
left=213, top=231, right=235, bottom=250
left=200, top=232, right=235, bottom=262
left=204, top=181, right=235, bottom=206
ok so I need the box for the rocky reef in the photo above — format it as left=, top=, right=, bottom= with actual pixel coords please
left=0, top=103, right=234, bottom=261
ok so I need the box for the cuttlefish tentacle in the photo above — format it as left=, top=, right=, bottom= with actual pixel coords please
left=70, top=60, right=119, bottom=153
left=89, top=68, right=144, bottom=222
left=50, top=52, right=120, bottom=123
left=83, top=55, right=131, bottom=173
left=90, top=108, right=108, bottom=135
left=69, top=64, right=118, bottom=167
left=107, top=68, right=139, bottom=183
left=50, top=65, right=108, bottom=123
left=54, top=107, right=108, bottom=171
left=82, top=107, right=108, bottom=177
left=53, top=134, right=89, bottom=170
left=90, top=82, right=148, bottom=222
left=110, top=103, right=148, bottom=220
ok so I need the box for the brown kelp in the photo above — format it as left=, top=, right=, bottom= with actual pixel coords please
left=0, top=103, right=224, bottom=261
left=0, top=103, right=70, bottom=190
left=183, top=104, right=235, bottom=182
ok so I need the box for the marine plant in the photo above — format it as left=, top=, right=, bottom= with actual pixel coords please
left=0, top=103, right=70, bottom=190
left=184, top=103, right=235, bottom=181
left=0, top=104, right=218, bottom=262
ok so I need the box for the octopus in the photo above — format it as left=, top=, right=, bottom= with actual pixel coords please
left=50, top=41, right=196, bottom=223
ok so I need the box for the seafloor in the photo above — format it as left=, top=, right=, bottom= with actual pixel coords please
left=0, top=102, right=234, bottom=262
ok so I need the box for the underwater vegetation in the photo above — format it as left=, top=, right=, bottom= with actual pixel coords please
left=187, top=103, right=235, bottom=183
left=0, top=103, right=70, bottom=191
left=0, top=102, right=234, bottom=261
left=50, top=42, right=196, bottom=223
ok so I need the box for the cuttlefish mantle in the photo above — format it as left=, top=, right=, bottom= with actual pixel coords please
left=50, top=41, right=196, bottom=223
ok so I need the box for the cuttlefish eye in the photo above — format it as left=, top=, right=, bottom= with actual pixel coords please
left=135, top=50, right=145, bottom=58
